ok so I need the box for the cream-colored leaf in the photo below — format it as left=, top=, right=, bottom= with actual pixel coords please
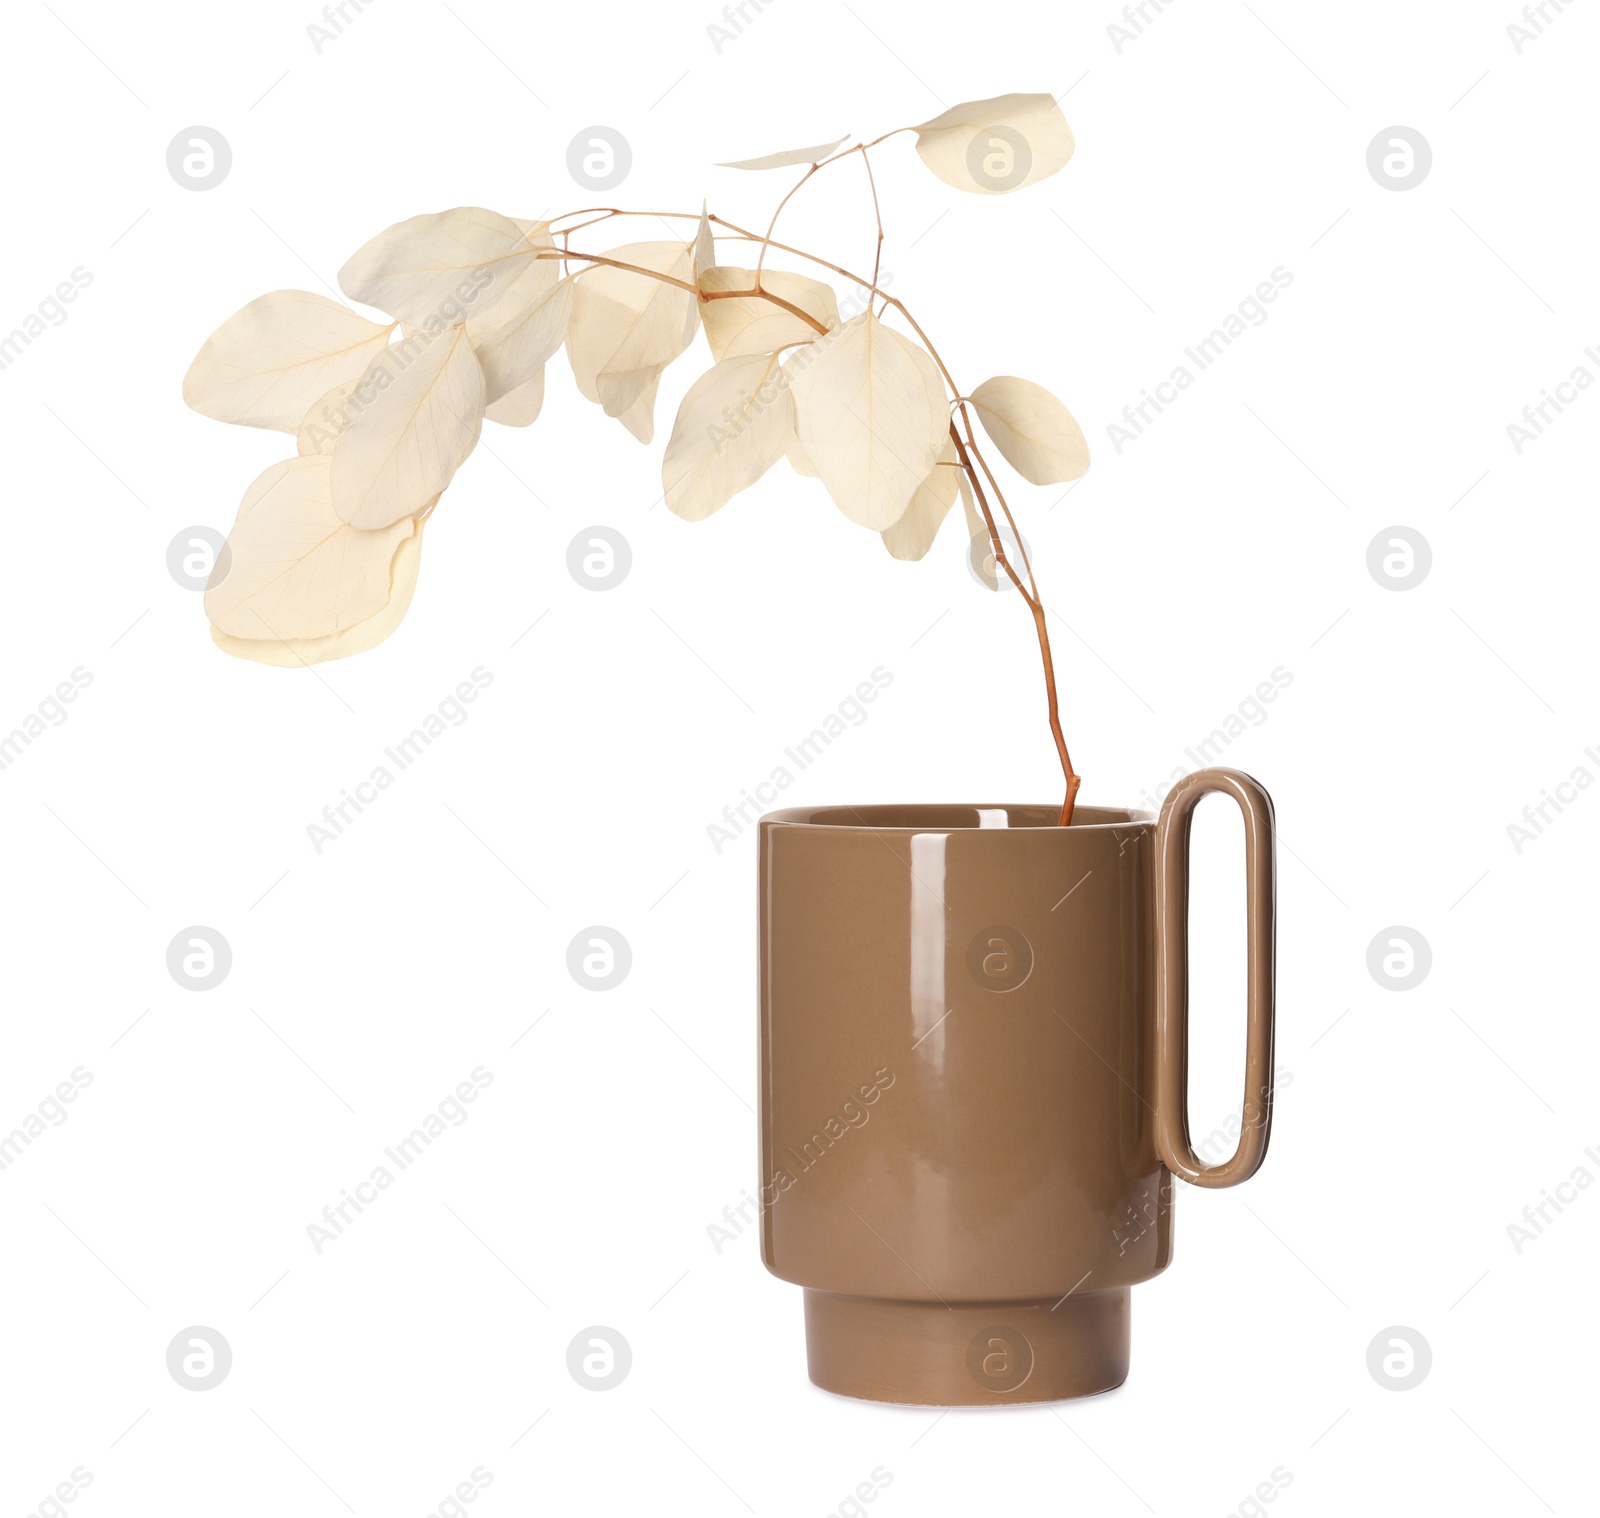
left=460, top=217, right=560, bottom=321
left=616, top=371, right=661, bottom=444
left=485, top=367, right=545, bottom=427
left=565, top=241, right=698, bottom=414
left=468, top=276, right=571, bottom=403
left=596, top=364, right=660, bottom=418
left=205, top=454, right=419, bottom=644
left=663, top=354, right=792, bottom=521
left=339, top=206, right=541, bottom=327
left=789, top=312, right=949, bottom=530
left=461, top=219, right=559, bottom=343
left=779, top=352, right=819, bottom=476
left=958, top=468, right=997, bottom=590
left=698, top=267, right=838, bottom=360
left=913, top=93, right=1074, bottom=194
left=329, top=326, right=485, bottom=529
left=694, top=203, right=716, bottom=279
left=183, top=291, right=394, bottom=434
left=785, top=430, right=818, bottom=477
left=970, top=375, right=1090, bottom=485
left=297, top=378, right=362, bottom=455
left=299, top=355, right=491, bottom=455
left=881, top=440, right=961, bottom=560
left=718, top=136, right=849, bottom=170
left=211, top=520, right=425, bottom=666
left=467, top=218, right=557, bottom=316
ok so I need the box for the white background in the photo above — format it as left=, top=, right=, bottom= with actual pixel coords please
left=2, top=1, right=1595, bottom=1514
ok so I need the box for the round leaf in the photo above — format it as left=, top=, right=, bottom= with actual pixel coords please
left=339, top=206, right=543, bottom=327
left=913, top=94, right=1074, bottom=195
left=183, top=291, right=394, bottom=434
left=789, top=312, right=949, bottom=530
left=970, top=375, right=1089, bottom=485
left=211, top=523, right=426, bottom=666
left=881, top=440, right=961, bottom=560
left=205, top=454, right=420, bottom=642
left=663, top=354, right=792, bottom=521
left=329, top=325, right=485, bottom=529
left=485, top=368, right=545, bottom=427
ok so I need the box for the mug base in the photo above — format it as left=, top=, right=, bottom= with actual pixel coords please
left=803, top=1287, right=1130, bottom=1406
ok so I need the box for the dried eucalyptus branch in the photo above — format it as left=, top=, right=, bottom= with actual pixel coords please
left=181, top=93, right=1090, bottom=821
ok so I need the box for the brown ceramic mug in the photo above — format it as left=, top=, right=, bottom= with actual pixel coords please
left=757, top=767, right=1275, bottom=1405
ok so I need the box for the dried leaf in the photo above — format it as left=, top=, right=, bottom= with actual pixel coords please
left=881, top=440, right=961, bottom=560
left=718, top=136, right=849, bottom=170
left=330, top=325, right=485, bottom=529
left=485, top=367, right=545, bottom=427
left=959, top=468, right=997, bottom=590
left=779, top=352, right=819, bottom=476
left=297, top=378, right=366, bottom=455
left=206, top=454, right=420, bottom=644
left=183, top=291, right=394, bottom=434
left=461, top=216, right=559, bottom=318
left=616, top=371, right=662, bottom=444
left=339, top=206, right=541, bottom=327
left=970, top=375, right=1089, bottom=484
left=698, top=267, right=838, bottom=360
left=694, top=203, right=716, bottom=278
left=596, top=364, right=660, bottom=418
left=663, top=354, right=792, bottom=520
left=476, top=218, right=558, bottom=301
left=913, top=94, right=1073, bottom=195
left=468, top=276, right=572, bottom=403
left=212, top=522, right=425, bottom=666
left=565, top=241, right=698, bottom=417
left=785, top=430, right=819, bottom=477
left=789, top=312, right=949, bottom=530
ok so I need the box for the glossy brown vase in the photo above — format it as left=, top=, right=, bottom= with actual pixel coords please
left=757, top=768, right=1275, bottom=1405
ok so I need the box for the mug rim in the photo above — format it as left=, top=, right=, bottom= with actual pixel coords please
left=760, top=803, right=1156, bottom=832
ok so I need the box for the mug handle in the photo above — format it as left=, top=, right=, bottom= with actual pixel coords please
left=1153, top=767, right=1276, bottom=1188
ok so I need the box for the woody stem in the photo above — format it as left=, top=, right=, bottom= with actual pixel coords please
left=948, top=425, right=1080, bottom=825
left=551, top=207, right=1080, bottom=823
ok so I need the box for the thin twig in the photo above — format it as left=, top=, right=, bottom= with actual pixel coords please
left=859, top=148, right=886, bottom=299
left=550, top=196, right=1081, bottom=822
